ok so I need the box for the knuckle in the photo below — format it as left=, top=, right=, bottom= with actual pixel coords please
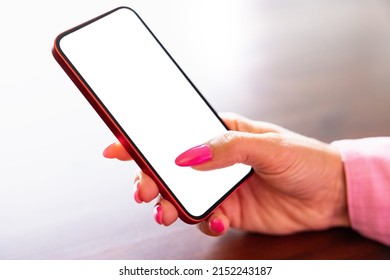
left=212, top=131, right=247, bottom=164
left=216, top=131, right=242, bottom=148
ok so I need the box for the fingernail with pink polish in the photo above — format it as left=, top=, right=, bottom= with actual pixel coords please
left=133, top=181, right=143, bottom=204
left=102, top=145, right=113, bottom=158
left=175, top=144, right=212, bottom=167
left=209, top=218, right=225, bottom=234
left=154, top=205, right=163, bottom=225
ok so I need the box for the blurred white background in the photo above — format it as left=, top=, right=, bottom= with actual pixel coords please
left=1, top=0, right=390, bottom=259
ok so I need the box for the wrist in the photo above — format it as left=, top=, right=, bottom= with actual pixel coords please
left=328, top=145, right=351, bottom=228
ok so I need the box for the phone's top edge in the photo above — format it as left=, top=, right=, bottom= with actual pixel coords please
left=53, top=6, right=138, bottom=48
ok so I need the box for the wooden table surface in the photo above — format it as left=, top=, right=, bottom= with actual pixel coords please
left=1, top=0, right=390, bottom=259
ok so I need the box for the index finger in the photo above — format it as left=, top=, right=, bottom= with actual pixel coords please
left=219, top=112, right=290, bottom=134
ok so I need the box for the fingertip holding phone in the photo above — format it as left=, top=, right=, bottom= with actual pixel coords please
left=52, top=6, right=253, bottom=224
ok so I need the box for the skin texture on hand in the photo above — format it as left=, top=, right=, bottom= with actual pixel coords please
left=103, top=113, right=350, bottom=237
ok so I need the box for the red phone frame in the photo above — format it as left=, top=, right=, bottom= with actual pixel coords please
left=52, top=6, right=253, bottom=224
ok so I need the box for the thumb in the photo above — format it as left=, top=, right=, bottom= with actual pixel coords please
left=175, top=131, right=289, bottom=171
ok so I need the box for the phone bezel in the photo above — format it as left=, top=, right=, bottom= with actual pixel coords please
left=52, top=6, right=253, bottom=223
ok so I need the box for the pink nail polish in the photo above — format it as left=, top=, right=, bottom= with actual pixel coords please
left=133, top=181, right=143, bottom=204
left=175, top=144, right=212, bottom=167
left=154, top=205, right=163, bottom=225
left=102, top=145, right=113, bottom=158
left=209, top=218, right=225, bottom=234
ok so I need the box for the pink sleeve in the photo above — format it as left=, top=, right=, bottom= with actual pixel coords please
left=332, top=137, right=390, bottom=246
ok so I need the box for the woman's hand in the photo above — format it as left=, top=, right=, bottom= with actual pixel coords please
left=103, top=113, right=350, bottom=236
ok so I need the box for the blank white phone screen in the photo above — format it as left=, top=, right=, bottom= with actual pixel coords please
left=59, top=7, right=251, bottom=218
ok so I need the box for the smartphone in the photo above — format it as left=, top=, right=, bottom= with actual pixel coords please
left=52, top=6, right=253, bottom=224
